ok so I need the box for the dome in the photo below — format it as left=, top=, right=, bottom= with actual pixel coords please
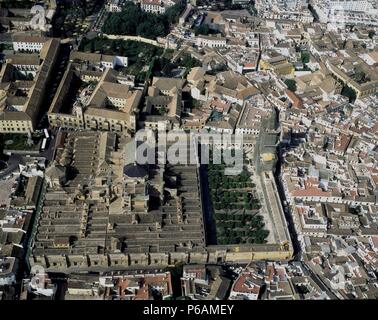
left=123, top=164, right=148, bottom=179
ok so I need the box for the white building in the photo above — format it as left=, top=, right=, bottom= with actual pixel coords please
left=256, top=0, right=314, bottom=23
left=197, top=35, right=227, bottom=48
left=100, top=55, right=128, bottom=69
left=12, top=35, right=47, bottom=52
left=140, top=0, right=166, bottom=14
left=329, top=0, right=370, bottom=12
left=70, top=52, right=128, bottom=69
left=114, top=55, right=129, bottom=68
left=106, top=0, right=123, bottom=12
left=313, top=0, right=378, bottom=26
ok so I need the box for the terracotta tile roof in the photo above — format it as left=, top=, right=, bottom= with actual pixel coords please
left=292, top=188, right=332, bottom=197
left=233, top=273, right=261, bottom=294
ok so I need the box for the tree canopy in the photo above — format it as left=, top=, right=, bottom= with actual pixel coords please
left=284, top=79, right=297, bottom=92
left=301, top=51, right=310, bottom=64
left=341, top=85, right=357, bottom=102
left=103, top=1, right=185, bottom=39
left=194, top=24, right=210, bottom=36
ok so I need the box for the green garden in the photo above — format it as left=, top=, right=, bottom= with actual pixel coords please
left=206, top=151, right=269, bottom=245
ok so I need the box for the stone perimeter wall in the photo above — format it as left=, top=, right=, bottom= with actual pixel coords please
left=29, top=245, right=293, bottom=273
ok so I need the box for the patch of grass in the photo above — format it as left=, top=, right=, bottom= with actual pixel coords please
left=1, top=133, right=40, bottom=151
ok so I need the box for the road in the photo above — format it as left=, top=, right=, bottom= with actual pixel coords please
left=302, top=263, right=339, bottom=299
left=40, top=134, right=57, bottom=161
left=91, top=5, right=108, bottom=33
left=256, top=32, right=262, bottom=71
left=76, top=4, right=108, bottom=50
left=273, top=145, right=302, bottom=257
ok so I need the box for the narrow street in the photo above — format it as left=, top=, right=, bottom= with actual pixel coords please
left=273, top=139, right=302, bottom=258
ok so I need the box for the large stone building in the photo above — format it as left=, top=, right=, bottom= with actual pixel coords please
left=142, top=77, right=184, bottom=130
left=48, top=52, right=140, bottom=134
left=28, top=130, right=292, bottom=273
left=140, top=0, right=174, bottom=14
left=0, top=37, right=60, bottom=133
